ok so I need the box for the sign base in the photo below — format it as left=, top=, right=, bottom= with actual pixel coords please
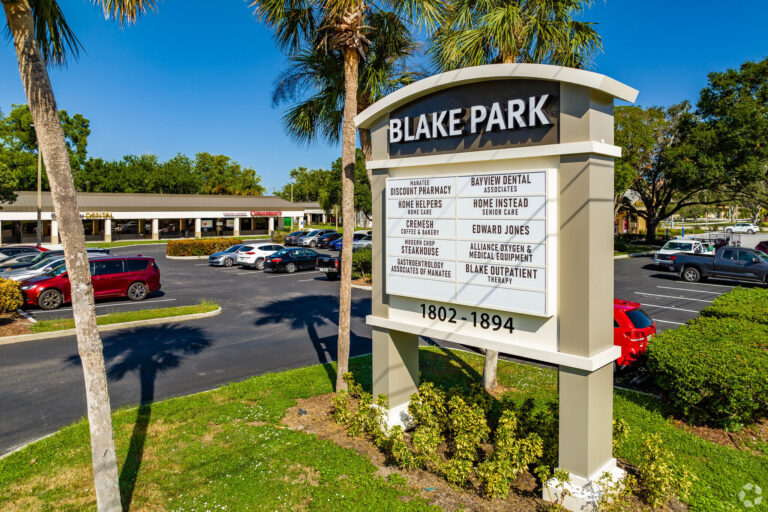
left=543, top=458, right=625, bottom=511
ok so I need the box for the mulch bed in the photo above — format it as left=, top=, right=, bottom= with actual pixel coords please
left=671, top=418, right=768, bottom=455
left=0, top=313, right=33, bottom=337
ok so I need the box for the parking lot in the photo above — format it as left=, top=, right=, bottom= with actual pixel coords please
left=3, top=239, right=765, bottom=455
left=614, top=255, right=764, bottom=331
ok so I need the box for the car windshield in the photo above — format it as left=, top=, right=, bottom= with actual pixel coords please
left=306, top=230, right=321, bottom=237
left=29, top=257, right=62, bottom=270
left=363, top=235, right=372, bottom=240
left=663, top=242, right=693, bottom=251
left=757, top=252, right=768, bottom=263
left=224, top=245, right=243, bottom=253
left=626, top=308, right=654, bottom=329
left=46, top=264, right=67, bottom=276
left=271, top=249, right=289, bottom=257
left=28, top=252, right=55, bottom=265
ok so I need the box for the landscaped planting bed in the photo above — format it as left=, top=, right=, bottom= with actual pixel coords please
left=0, top=348, right=764, bottom=511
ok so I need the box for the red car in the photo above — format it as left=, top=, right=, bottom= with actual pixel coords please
left=21, top=256, right=161, bottom=310
left=613, top=299, right=656, bottom=366
left=756, top=240, right=768, bottom=255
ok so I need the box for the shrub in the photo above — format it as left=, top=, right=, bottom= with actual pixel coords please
left=446, top=395, right=489, bottom=463
left=636, top=434, right=695, bottom=508
left=331, top=390, right=351, bottom=426
left=0, top=278, right=22, bottom=313
left=166, top=237, right=244, bottom=256
left=647, top=317, right=768, bottom=426
left=477, top=410, right=543, bottom=499
left=700, top=287, right=768, bottom=325
left=271, top=230, right=288, bottom=244
left=351, top=248, right=372, bottom=280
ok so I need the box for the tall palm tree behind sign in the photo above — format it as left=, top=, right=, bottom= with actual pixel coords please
left=428, top=0, right=602, bottom=391
left=250, top=0, right=442, bottom=391
left=2, top=1, right=155, bottom=510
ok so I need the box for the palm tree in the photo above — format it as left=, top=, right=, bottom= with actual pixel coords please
left=251, top=0, right=442, bottom=391
left=272, top=10, right=421, bottom=171
left=2, top=1, right=155, bottom=510
left=429, top=0, right=602, bottom=391
left=429, top=0, right=601, bottom=70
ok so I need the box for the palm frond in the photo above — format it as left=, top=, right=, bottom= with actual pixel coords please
left=250, top=0, right=318, bottom=53
left=26, top=0, right=83, bottom=65
left=93, top=0, right=158, bottom=25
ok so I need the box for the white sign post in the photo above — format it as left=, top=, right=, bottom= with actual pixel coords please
left=357, top=64, right=637, bottom=511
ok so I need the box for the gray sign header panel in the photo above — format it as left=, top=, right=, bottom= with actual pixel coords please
left=388, top=79, right=560, bottom=158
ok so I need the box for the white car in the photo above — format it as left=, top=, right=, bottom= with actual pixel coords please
left=236, top=243, right=284, bottom=270
left=725, top=223, right=761, bottom=234
left=653, top=239, right=708, bottom=268
left=352, top=235, right=373, bottom=251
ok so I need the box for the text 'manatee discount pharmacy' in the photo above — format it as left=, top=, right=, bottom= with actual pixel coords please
left=385, top=170, right=557, bottom=317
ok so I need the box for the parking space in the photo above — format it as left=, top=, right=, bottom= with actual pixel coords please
left=614, top=256, right=764, bottom=331
left=25, top=245, right=343, bottom=321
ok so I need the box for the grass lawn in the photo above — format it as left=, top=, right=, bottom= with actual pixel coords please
left=30, top=301, right=219, bottom=334
left=0, top=348, right=763, bottom=511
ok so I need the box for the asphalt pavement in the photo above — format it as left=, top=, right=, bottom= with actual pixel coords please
left=0, top=244, right=764, bottom=456
left=0, top=244, right=372, bottom=455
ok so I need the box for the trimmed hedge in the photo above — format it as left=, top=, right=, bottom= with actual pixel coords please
left=352, top=247, right=372, bottom=279
left=647, top=317, right=768, bottom=427
left=166, top=238, right=244, bottom=256
left=271, top=230, right=289, bottom=244
left=0, top=278, right=23, bottom=313
left=700, top=287, right=768, bottom=325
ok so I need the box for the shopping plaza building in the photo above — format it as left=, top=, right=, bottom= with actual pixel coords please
left=0, top=192, right=326, bottom=244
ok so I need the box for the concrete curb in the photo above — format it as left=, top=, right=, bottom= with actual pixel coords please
left=165, top=255, right=210, bottom=260
left=613, top=251, right=655, bottom=260
left=351, top=283, right=372, bottom=291
left=0, top=307, right=222, bottom=346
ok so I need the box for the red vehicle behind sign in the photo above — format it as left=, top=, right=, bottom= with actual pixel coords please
left=613, top=298, right=656, bottom=366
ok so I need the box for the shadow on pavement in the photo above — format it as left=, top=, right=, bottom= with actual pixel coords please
left=66, top=323, right=212, bottom=511
left=253, top=294, right=372, bottom=386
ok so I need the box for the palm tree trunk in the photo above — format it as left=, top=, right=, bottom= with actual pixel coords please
left=3, top=2, right=121, bottom=510
left=359, top=127, right=373, bottom=184
left=336, top=47, right=360, bottom=392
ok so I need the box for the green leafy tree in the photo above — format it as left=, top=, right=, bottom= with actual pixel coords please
left=275, top=166, right=332, bottom=202
left=321, top=149, right=371, bottom=217
left=2, top=1, right=156, bottom=509
left=429, top=0, right=601, bottom=70
left=250, top=0, right=441, bottom=391
left=698, top=58, right=768, bottom=224
left=616, top=103, right=745, bottom=243
left=194, top=152, right=265, bottom=196
left=0, top=103, right=90, bottom=191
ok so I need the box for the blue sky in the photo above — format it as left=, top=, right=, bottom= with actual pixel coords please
left=1, top=1, right=767, bottom=193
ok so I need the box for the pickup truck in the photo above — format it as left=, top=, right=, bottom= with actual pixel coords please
left=316, top=254, right=340, bottom=280
left=671, top=246, right=768, bottom=284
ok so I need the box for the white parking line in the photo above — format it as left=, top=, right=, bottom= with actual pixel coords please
left=638, top=303, right=699, bottom=313
left=635, top=292, right=712, bottom=303
left=653, top=319, right=685, bottom=325
left=32, top=298, right=177, bottom=314
left=267, top=271, right=321, bottom=278
left=297, top=278, right=316, bottom=282
left=656, top=286, right=722, bottom=295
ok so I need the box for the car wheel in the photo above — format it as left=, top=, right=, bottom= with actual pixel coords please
left=310, top=240, right=317, bottom=248
left=327, top=273, right=339, bottom=281
left=285, top=262, right=297, bottom=273
left=725, top=228, right=733, bottom=233
left=38, top=289, right=63, bottom=310
left=255, top=258, right=265, bottom=271
left=682, top=266, right=701, bottom=283
left=748, top=229, right=755, bottom=235
left=224, top=257, right=234, bottom=267
left=127, top=282, right=149, bottom=301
